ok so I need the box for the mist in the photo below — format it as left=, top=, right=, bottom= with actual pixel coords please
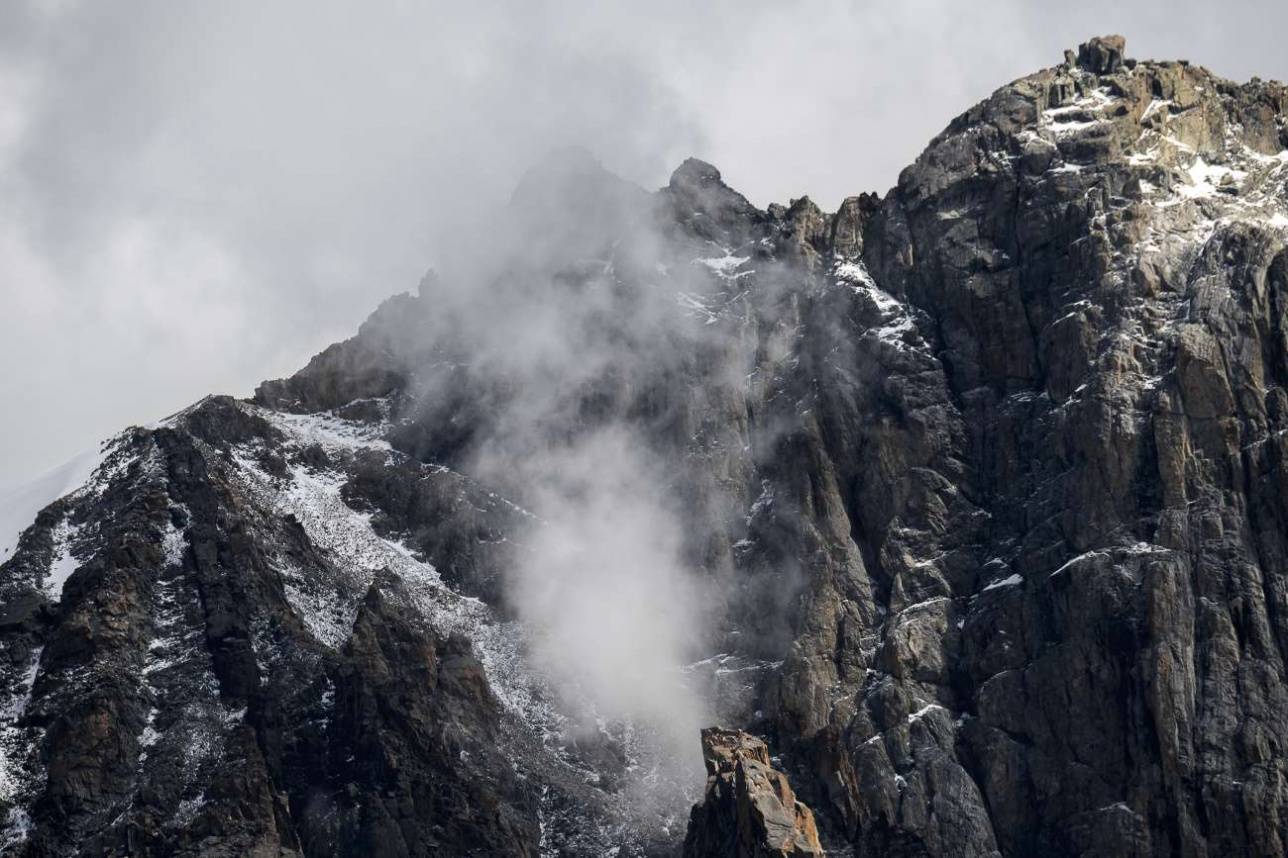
left=3, top=0, right=1288, bottom=846
left=387, top=150, right=751, bottom=817
left=4, top=0, right=1288, bottom=487
left=507, top=429, right=710, bottom=793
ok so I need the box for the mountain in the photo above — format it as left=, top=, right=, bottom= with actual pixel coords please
left=4, top=34, right=1288, bottom=857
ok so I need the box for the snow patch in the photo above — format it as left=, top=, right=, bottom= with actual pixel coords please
left=44, top=518, right=82, bottom=601
left=908, top=702, right=946, bottom=724
left=0, top=645, right=42, bottom=829
left=1178, top=158, right=1245, bottom=199
left=1141, top=98, right=1173, bottom=121
left=1041, top=90, right=1115, bottom=137
left=694, top=253, right=751, bottom=278
left=894, top=596, right=949, bottom=618
left=1049, top=550, right=1107, bottom=577
left=982, top=573, right=1023, bottom=592
left=0, top=648, right=40, bottom=723
left=230, top=407, right=561, bottom=736
left=833, top=260, right=878, bottom=292
left=834, top=260, right=925, bottom=350
left=268, top=409, right=393, bottom=453
left=162, top=514, right=188, bottom=568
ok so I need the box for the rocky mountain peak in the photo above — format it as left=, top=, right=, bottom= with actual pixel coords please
left=669, top=156, right=725, bottom=189
left=1072, top=33, right=1128, bottom=74
left=509, top=145, right=621, bottom=203
left=663, top=156, right=764, bottom=245
left=5, top=36, right=1288, bottom=858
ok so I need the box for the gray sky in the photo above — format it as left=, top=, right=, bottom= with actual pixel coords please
left=1, top=0, right=1284, bottom=486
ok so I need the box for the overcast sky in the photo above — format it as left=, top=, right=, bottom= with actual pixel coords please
left=0, top=0, right=1285, bottom=486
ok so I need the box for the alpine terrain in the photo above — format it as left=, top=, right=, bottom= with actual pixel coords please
left=5, top=35, right=1288, bottom=857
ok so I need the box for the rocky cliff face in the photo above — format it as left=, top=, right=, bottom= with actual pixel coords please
left=4, top=36, right=1288, bottom=857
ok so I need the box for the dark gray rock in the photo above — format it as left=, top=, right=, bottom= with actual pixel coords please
left=1077, top=35, right=1127, bottom=74
left=5, top=36, right=1288, bottom=858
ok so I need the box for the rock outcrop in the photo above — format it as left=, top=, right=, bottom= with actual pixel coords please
left=1075, top=34, right=1127, bottom=74
left=4, top=34, right=1288, bottom=857
left=683, top=729, right=823, bottom=858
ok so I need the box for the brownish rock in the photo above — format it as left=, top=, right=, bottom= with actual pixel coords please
left=683, top=728, right=823, bottom=858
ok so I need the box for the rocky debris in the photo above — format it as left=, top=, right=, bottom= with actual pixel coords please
left=683, top=728, right=823, bottom=858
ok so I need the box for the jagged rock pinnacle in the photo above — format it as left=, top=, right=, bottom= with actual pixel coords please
left=683, top=728, right=824, bottom=857
left=1076, top=34, right=1127, bottom=73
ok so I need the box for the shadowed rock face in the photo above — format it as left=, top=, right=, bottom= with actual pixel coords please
left=683, top=728, right=823, bottom=858
left=5, top=35, right=1288, bottom=857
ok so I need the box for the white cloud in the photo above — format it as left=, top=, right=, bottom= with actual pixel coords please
left=0, top=0, right=1285, bottom=484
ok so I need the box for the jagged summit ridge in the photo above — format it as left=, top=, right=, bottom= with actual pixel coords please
left=2, top=37, right=1288, bottom=858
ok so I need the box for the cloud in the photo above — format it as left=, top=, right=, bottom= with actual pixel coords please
left=505, top=427, right=712, bottom=802
left=1, top=0, right=1286, bottom=486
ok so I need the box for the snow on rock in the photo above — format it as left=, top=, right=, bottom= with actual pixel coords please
left=833, top=260, right=879, bottom=293
left=1041, top=88, right=1116, bottom=137
left=693, top=252, right=752, bottom=280
left=43, top=517, right=83, bottom=601
left=232, top=449, right=410, bottom=649
left=1126, top=114, right=1288, bottom=238
left=227, top=406, right=675, bottom=850
left=1049, top=550, right=1108, bottom=578
left=834, top=259, right=926, bottom=351
left=907, top=702, right=947, bottom=724
left=1177, top=157, right=1246, bottom=199
left=231, top=405, right=562, bottom=736
left=161, top=512, right=188, bottom=568
left=893, top=596, right=950, bottom=618
left=267, top=408, right=393, bottom=453
left=982, top=573, right=1023, bottom=592
left=134, top=501, right=252, bottom=813
left=0, top=808, right=31, bottom=851
left=0, top=646, right=42, bottom=848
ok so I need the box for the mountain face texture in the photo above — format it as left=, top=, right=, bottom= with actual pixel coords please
left=5, top=34, right=1288, bottom=857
